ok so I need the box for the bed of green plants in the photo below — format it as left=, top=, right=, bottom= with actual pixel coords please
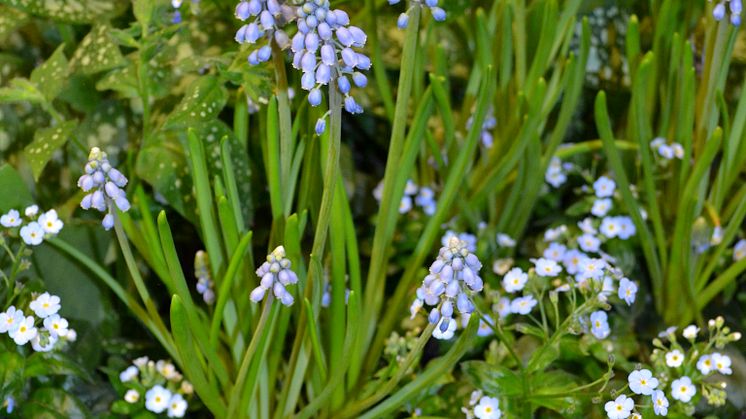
left=0, top=0, right=745, bottom=417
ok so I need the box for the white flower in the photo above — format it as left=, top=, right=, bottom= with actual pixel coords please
left=545, top=167, right=567, bottom=188
left=578, top=233, right=601, bottom=252
left=631, top=413, right=642, bottom=419
left=628, top=369, right=659, bottom=395
left=658, top=326, right=677, bottom=339
left=578, top=218, right=597, bottom=234
left=167, top=393, right=188, bottom=418
left=496, top=233, right=516, bottom=248
left=616, top=216, right=636, bottom=240
left=156, top=360, right=180, bottom=380
left=592, top=199, right=613, bottom=217
left=617, top=278, right=637, bottom=305
left=0, top=209, right=22, bottom=227
left=658, top=144, right=674, bottom=159
left=534, top=258, right=562, bottom=277
left=124, top=390, right=140, bottom=404
left=710, top=226, right=723, bottom=245
left=31, top=333, right=57, bottom=352
left=502, top=268, right=528, bottom=293
left=133, top=356, right=149, bottom=368
left=682, top=325, right=699, bottom=340
left=43, top=314, right=69, bottom=337
left=600, top=217, right=621, bottom=238
left=562, top=249, right=586, bottom=275
left=577, top=257, right=605, bottom=281
left=494, top=297, right=511, bottom=319
left=604, top=394, right=633, bottom=419
left=671, top=143, right=684, bottom=159
left=543, top=242, right=566, bottom=261
left=432, top=317, right=457, bottom=340
left=145, top=385, right=172, bottom=414
left=492, top=258, right=513, bottom=276
left=711, top=352, right=732, bottom=375
left=590, top=311, right=610, bottom=339
left=670, top=376, right=696, bottom=402
left=65, top=329, right=77, bottom=342
left=696, top=354, right=713, bottom=374
left=477, top=315, right=494, bottom=337
left=9, top=315, right=37, bottom=345
left=24, top=205, right=39, bottom=218
left=544, top=225, right=567, bottom=241
left=593, top=176, right=616, bottom=198
left=20, top=222, right=44, bottom=246
left=0, top=306, right=24, bottom=333
left=119, top=366, right=139, bottom=382
left=734, top=239, right=746, bottom=261
left=473, top=396, right=501, bottom=419
left=652, top=390, right=669, bottom=416
left=399, top=195, right=413, bottom=214
left=665, top=349, right=684, bottom=368
left=510, top=295, right=537, bottom=315
left=29, top=292, right=61, bottom=318
left=38, top=210, right=63, bottom=234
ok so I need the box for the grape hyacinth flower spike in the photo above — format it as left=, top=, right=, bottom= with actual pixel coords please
left=711, top=0, right=742, bottom=25
left=412, top=236, right=483, bottom=334
left=78, top=147, right=130, bottom=230
left=390, top=0, right=447, bottom=29
left=234, top=0, right=295, bottom=64
left=250, top=246, right=299, bottom=306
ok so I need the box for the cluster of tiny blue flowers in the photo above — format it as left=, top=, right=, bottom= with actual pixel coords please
left=78, top=147, right=130, bottom=231
left=389, top=0, right=446, bottom=29
left=194, top=251, right=215, bottom=304
left=0, top=292, right=76, bottom=352
left=373, top=179, right=437, bottom=215
left=467, top=110, right=497, bottom=148
left=1, top=205, right=63, bottom=246
left=119, top=357, right=192, bottom=417
left=250, top=245, right=299, bottom=306
left=235, top=0, right=293, bottom=64
left=411, top=235, right=483, bottom=337
left=545, top=157, right=574, bottom=188
left=711, top=0, right=742, bottom=25
left=291, top=1, right=370, bottom=121
left=650, top=137, right=684, bottom=161
left=172, top=0, right=183, bottom=23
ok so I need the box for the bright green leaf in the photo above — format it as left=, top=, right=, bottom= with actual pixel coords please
left=23, top=120, right=77, bottom=180
left=30, top=44, right=68, bottom=102
left=69, top=25, right=125, bottom=76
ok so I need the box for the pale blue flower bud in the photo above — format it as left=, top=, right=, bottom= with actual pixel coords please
left=388, top=0, right=400, bottom=4
left=275, top=30, right=290, bottom=49
left=247, top=0, right=262, bottom=15
left=714, top=4, right=726, bottom=20
left=115, top=196, right=131, bottom=212
left=441, top=300, right=453, bottom=318
left=316, top=65, right=331, bottom=85
left=306, top=15, right=318, bottom=28
left=425, top=0, right=438, bottom=7
left=80, top=194, right=92, bottom=210
left=91, top=190, right=106, bottom=211
left=321, top=44, right=336, bottom=65
left=301, top=51, right=317, bottom=73
left=250, top=286, right=266, bottom=302
left=352, top=72, right=367, bottom=87
left=397, top=13, right=409, bottom=29
left=428, top=308, right=440, bottom=324
left=308, top=88, right=323, bottom=106
left=457, top=292, right=472, bottom=313
left=431, top=7, right=446, bottom=21
left=334, top=9, right=350, bottom=26
left=337, top=76, right=351, bottom=94
left=348, top=26, right=367, bottom=47
left=102, top=213, right=114, bottom=230
left=317, top=22, right=333, bottom=40
left=341, top=48, right=358, bottom=68
left=305, top=32, right=320, bottom=52
left=257, top=45, right=272, bottom=62
left=355, top=53, right=371, bottom=70
left=336, top=27, right=354, bottom=47
left=301, top=72, right=316, bottom=90
left=315, top=118, right=327, bottom=135
left=235, top=1, right=251, bottom=20
left=267, top=0, right=280, bottom=14
left=292, top=32, right=305, bottom=52
left=445, top=279, right=460, bottom=298
left=344, top=96, right=362, bottom=114
left=260, top=10, right=274, bottom=29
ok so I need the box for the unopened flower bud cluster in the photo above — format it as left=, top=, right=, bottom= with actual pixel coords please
left=78, top=147, right=130, bottom=231
left=250, top=245, right=299, bottom=306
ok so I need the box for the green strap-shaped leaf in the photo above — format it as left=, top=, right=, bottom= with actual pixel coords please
left=69, top=25, right=125, bottom=75
left=24, top=120, right=77, bottom=180
left=0, top=164, right=33, bottom=212
left=0, top=0, right=127, bottom=24
left=30, top=44, right=68, bottom=102
left=0, top=5, right=28, bottom=42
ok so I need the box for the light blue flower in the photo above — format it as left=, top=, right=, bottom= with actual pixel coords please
left=590, top=310, right=610, bottom=339
left=393, top=0, right=447, bottom=28
left=510, top=295, right=537, bottom=315
left=78, top=147, right=130, bottom=230
left=618, top=277, right=637, bottom=305
left=593, top=175, right=616, bottom=198
left=250, top=246, right=299, bottom=306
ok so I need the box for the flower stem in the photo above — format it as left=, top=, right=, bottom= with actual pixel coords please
left=272, top=43, right=294, bottom=191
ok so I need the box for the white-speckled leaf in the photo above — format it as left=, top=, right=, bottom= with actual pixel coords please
left=70, top=25, right=125, bottom=75
left=0, top=78, right=44, bottom=103
left=95, top=64, right=139, bottom=97
left=30, top=44, right=68, bottom=102
left=24, top=120, right=77, bottom=180
left=0, top=5, right=28, bottom=42
left=0, top=0, right=127, bottom=24
left=162, top=75, right=227, bottom=130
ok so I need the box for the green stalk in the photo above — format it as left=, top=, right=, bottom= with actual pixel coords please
left=272, top=43, right=294, bottom=190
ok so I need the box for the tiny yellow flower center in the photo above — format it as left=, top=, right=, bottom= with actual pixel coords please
left=19, top=326, right=26, bottom=332
left=485, top=407, right=492, bottom=413
left=680, top=386, right=686, bottom=393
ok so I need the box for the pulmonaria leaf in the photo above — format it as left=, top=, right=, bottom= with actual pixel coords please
left=0, top=0, right=127, bottom=24
left=69, top=25, right=125, bottom=76
left=162, top=75, right=228, bottom=130
left=20, top=388, right=89, bottom=418
left=96, top=63, right=139, bottom=97
left=24, top=120, right=77, bottom=180
left=0, top=78, right=44, bottom=104
left=30, top=44, right=68, bottom=102
left=0, top=5, right=28, bottom=42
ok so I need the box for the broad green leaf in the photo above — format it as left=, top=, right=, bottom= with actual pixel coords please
left=132, top=0, right=153, bottom=30
left=0, top=164, right=33, bottom=212
left=20, top=388, right=89, bottom=418
left=162, top=75, right=228, bottom=130
left=0, top=350, right=24, bottom=396
left=0, top=78, right=44, bottom=103
left=0, top=0, right=127, bottom=23
left=96, top=64, right=139, bottom=97
left=24, top=120, right=77, bottom=180
left=69, top=25, right=125, bottom=76
left=0, top=5, right=28, bottom=42
left=24, top=352, right=93, bottom=381
left=30, top=44, right=68, bottom=102
left=527, top=341, right=560, bottom=373
left=460, top=361, right=523, bottom=398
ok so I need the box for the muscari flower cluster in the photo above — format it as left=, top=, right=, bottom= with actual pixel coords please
left=0, top=292, right=76, bottom=352
left=250, top=245, right=299, bottom=306
left=411, top=234, right=484, bottom=340
left=119, top=357, right=192, bottom=418
left=194, top=250, right=215, bottom=304
left=78, top=147, right=130, bottom=231
left=466, top=110, right=497, bottom=148
left=604, top=318, right=741, bottom=418
left=321, top=274, right=349, bottom=308
left=234, top=0, right=293, bottom=64
left=373, top=179, right=437, bottom=216
left=389, top=0, right=446, bottom=29
left=711, top=0, right=742, bottom=25
left=650, top=137, right=684, bottom=162
left=463, top=390, right=501, bottom=419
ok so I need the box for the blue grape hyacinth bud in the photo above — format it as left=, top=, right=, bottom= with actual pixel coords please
left=711, top=0, right=742, bottom=25
left=392, top=0, right=447, bottom=30
left=411, top=234, right=484, bottom=335
left=78, top=148, right=130, bottom=231
left=250, top=246, right=299, bottom=306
